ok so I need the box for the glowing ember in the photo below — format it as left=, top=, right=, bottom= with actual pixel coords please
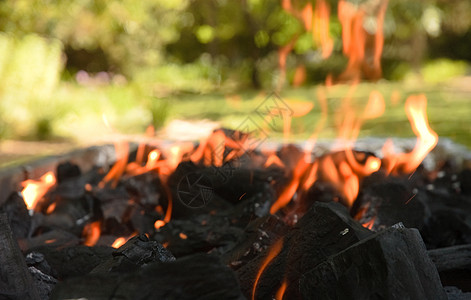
left=154, top=219, right=166, bottom=230
left=82, top=221, right=101, bottom=247
left=21, top=171, right=56, bottom=210
left=111, top=237, right=126, bottom=248
left=179, top=232, right=188, bottom=240
left=252, top=238, right=284, bottom=300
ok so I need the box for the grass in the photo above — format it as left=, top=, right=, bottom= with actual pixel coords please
left=163, top=82, right=471, bottom=148
left=1, top=79, right=470, bottom=149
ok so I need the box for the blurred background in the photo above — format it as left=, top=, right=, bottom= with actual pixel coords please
left=0, top=0, right=470, bottom=166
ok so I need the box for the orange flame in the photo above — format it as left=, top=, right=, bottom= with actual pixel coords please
left=265, top=153, right=285, bottom=168
left=313, top=0, right=333, bottom=58
left=82, top=221, right=101, bottom=247
left=252, top=238, right=284, bottom=300
left=154, top=219, right=166, bottom=230
left=21, top=171, right=56, bottom=210
left=99, top=141, right=129, bottom=188
left=275, top=279, right=288, bottom=300
left=383, top=94, right=438, bottom=174
left=111, top=237, right=126, bottom=248
left=270, top=157, right=309, bottom=214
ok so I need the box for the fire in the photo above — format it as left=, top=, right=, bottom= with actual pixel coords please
left=154, top=219, right=166, bottom=230
left=252, top=238, right=284, bottom=300
left=264, top=153, right=285, bottom=168
left=145, top=149, right=161, bottom=170
left=21, top=171, right=56, bottom=210
left=111, top=234, right=135, bottom=248
left=383, top=94, right=438, bottom=174
left=313, top=0, right=333, bottom=59
left=275, top=279, right=288, bottom=300
left=270, top=157, right=309, bottom=214
left=111, top=237, right=126, bottom=248
left=99, top=141, right=129, bottom=188
left=338, top=0, right=388, bottom=81
left=82, top=221, right=101, bottom=247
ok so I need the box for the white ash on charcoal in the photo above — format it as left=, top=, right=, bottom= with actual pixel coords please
left=25, top=252, right=58, bottom=300
left=50, top=253, right=244, bottom=300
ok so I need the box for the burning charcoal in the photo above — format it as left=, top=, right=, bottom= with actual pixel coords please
left=56, top=161, right=81, bottom=184
left=29, top=245, right=114, bottom=279
left=91, top=234, right=175, bottom=273
left=428, top=245, right=471, bottom=292
left=51, top=253, right=244, bottom=300
left=352, top=172, right=429, bottom=231
left=153, top=214, right=244, bottom=257
left=18, top=228, right=80, bottom=252
left=0, top=192, right=31, bottom=239
left=298, top=227, right=447, bottom=300
left=223, top=214, right=289, bottom=270
left=123, top=172, right=164, bottom=206
left=0, top=213, right=40, bottom=300
left=167, top=161, right=233, bottom=219
left=237, top=201, right=372, bottom=299
left=39, top=192, right=103, bottom=236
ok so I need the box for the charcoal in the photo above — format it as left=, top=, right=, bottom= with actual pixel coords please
left=429, top=245, right=471, bottom=292
left=28, top=266, right=57, bottom=300
left=459, top=168, right=471, bottom=195
left=444, top=286, right=471, bottom=300
left=51, top=253, right=244, bottom=300
left=0, top=213, right=40, bottom=300
left=56, top=161, right=81, bottom=184
left=39, top=192, right=103, bottom=235
left=153, top=213, right=244, bottom=257
left=299, top=227, right=447, bottom=300
left=91, top=234, right=175, bottom=273
left=123, top=171, right=164, bottom=206
left=222, top=214, right=289, bottom=270
left=420, top=188, right=471, bottom=248
left=18, top=228, right=80, bottom=252
left=26, top=252, right=56, bottom=278
left=352, top=172, right=429, bottom=231
left=166, top=161, right=233, bottom=219
left=1, top=192, right=31, bottom=239
left=237, top=201, right=372, bottom=299
left=29, top=245, right=114, bottom=279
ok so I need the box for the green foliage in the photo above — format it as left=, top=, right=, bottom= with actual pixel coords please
left=0, top=33, right=65, bottom=139
left=421, top=59, right=469, bottom=83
